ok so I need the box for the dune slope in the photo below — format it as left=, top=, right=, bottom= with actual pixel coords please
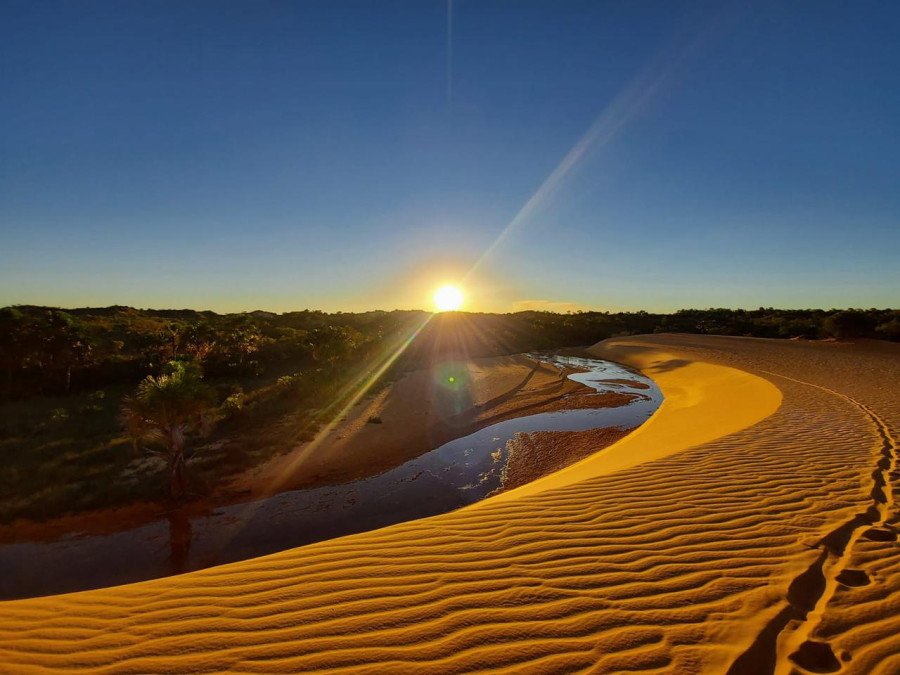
left=0, top=335, right=897, bottom=674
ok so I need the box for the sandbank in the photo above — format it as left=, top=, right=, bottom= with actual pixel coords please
left=1, top=335, right=897, bottom=674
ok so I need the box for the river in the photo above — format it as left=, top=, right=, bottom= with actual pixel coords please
left=0, top=355, right=662, bottom=599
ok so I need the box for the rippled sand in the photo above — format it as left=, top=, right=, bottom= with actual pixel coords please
left=0, top=334, right=897, bottom=673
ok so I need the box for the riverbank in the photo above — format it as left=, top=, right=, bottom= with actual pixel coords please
left=0, top=353, right=656, bottom=598
left=498, top=426, right=636, bottom=492
left=2, top=336, right=896, bottom=673
left=0, top=352, right=630, bottom=545
left=231, top=352, right=635, bottom=498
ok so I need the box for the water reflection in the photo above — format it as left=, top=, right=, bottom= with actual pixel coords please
left=0, top=355, right=661, bottom=599
left=168, top=510, right=192, bottom=575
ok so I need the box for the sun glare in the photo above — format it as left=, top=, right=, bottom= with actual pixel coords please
left=434, top=285, right=464, bottom=312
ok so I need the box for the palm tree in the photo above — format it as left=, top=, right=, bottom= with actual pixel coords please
left=121, top=361, right=215, bottom=502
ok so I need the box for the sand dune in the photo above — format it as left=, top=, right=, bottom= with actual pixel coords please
left=0, top=335, right=897, bottom=673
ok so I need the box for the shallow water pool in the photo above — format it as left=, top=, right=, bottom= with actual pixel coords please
left=0, top=355, right=661, bottom=598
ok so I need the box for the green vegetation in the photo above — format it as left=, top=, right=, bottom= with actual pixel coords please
left=0, top=305, right=896, bottom=524
left=121, top=361, right=215, bottom=502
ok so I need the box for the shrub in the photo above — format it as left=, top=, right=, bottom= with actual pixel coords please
left=875, top=316, right=900, bottom=341
left=824, top=310, right=877, bottom=339
left=222, top=392, right=245, bottom=413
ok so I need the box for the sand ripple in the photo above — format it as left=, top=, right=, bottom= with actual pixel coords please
left=0, top=335, right=897, bottom=674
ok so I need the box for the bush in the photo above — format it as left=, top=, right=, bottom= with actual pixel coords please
left=221, top=392, right=245, bottom=414
left=824, top=310, right=877, bottom=339
left=875, top=316, right=900, bottom=341
left=277, top=374, right=299, bottom=388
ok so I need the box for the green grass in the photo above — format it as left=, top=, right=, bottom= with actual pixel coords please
left=0, top=386, right=165, bottom=523
left=0, top=373, right=330, bottom=524
left=0, top=361, right=395, bottom=524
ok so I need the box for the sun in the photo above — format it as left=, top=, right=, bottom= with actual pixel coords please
left=433, top=285, right=464, bottom=312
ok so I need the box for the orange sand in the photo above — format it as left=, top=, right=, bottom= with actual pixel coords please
left=235, top=354, right=608, bottom=496
left=0, top=334, right=897, bottom=673
left=2, top=354, right=600, bottom=544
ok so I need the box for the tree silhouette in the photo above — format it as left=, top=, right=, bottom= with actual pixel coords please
left=0, top=308, right=29, bottom=398
left=181, top=321, right=218, bottom=362
left=824, top=310, right=877, bottom=339
left=218, top=315, right=263, bottom=369
left=40, top=311, right=91, bottom=392
left=121, top=361, right=215, bottom=502
left=310, top=325, right=360, bottom=370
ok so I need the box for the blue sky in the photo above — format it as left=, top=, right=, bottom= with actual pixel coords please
left=1, top=1, right=898, bottom=312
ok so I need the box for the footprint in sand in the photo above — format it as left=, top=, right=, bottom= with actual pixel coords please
left=863, top=527, right=897, bottom=542
left=789, top=640, right=841, bottom=673
left=835, top=568, right=871, bottom=587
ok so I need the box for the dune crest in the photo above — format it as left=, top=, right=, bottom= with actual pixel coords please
left=483, top=342, right=781, bottom=505
left=1, top=335, right=897, bottom=674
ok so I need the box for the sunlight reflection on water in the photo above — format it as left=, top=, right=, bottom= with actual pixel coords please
left=0, top=355, right=662, bottom=599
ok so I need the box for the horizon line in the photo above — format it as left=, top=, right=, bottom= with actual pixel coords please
left=3, top=303, right=896, bottom=317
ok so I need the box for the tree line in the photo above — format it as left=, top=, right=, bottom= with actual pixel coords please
left=1, top=305, right=897, bottom=401
left=1, top=304, right=897, bottom=510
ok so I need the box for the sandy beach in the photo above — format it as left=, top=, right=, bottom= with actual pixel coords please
left=0, top=334, right=897, bottom=673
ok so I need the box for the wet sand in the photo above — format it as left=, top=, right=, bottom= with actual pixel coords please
left=1, top=354, right=615, bottom=545
left=0, top=335, right=897, bottom=673
left=232, top=353, right=631, bottom=497
left=499, top=426, right=636, bottom=492
left=0, top=354, right=654, bottom=599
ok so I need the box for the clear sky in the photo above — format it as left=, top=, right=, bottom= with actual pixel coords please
left=1, top=1, right=898, bottom=313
